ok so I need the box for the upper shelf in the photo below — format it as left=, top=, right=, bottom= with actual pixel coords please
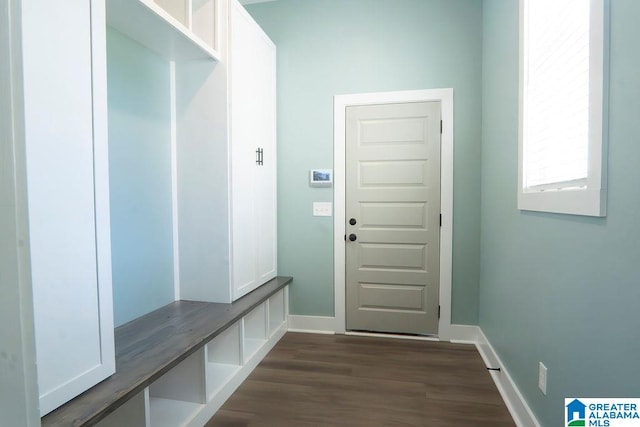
left=107, top=0, right=221, bottom=61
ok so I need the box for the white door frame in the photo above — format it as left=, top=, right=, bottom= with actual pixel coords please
left=333, top=88, right=454, bottom=340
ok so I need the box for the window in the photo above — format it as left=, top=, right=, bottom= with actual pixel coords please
left=518, top=0, right=609, bottom=216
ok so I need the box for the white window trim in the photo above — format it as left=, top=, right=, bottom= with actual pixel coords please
left=518, top=0, right=609, bottom=217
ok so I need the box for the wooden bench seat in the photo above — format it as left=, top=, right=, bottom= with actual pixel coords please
left=42, top=276, right=292, bottom=426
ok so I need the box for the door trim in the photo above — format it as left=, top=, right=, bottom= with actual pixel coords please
left=333, top=88, right=454, bottom=339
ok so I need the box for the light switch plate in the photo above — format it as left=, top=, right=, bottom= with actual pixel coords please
left=313, top=202, right=332, bottom=217
left=538, top=362, right=547, bottom=395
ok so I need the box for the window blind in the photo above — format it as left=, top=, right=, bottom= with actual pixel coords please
left=523, top=0, right=590, bottom=189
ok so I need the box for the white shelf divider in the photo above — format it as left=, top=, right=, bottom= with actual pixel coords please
left=106, top=0, right=220, bottom=61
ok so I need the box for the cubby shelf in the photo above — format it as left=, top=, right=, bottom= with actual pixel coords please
left=268, top=289, right=286, bottom=337
left=149, top=398, right=204, bottom=427
left=106, top=0, right=220, bottom=61
left=206, top=323, right=242, bottom=399
left=243, top=304, right=268, bottom=363
left=206, top=363, right=241, bottom=398
left=41, top=277, right=291, bottom=427
left=148, top=349, right=207, bottom=427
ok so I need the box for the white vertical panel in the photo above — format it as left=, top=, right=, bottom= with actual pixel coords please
left=175, top=0, right=230, bottom=303
left=0, top=0, right=40, bottom=424
left=91, top=0, right=116, bottom=378
left=21, top=0, right=114, bottom=415
left=170, top=61, right=181, bottom=301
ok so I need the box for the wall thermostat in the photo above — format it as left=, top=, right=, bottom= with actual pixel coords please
left=309, top=169, right=333, bottom=187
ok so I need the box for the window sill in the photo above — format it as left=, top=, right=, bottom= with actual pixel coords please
left=517, top=187, right=607, bottom=217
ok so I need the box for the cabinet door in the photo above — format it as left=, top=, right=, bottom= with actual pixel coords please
left=254, top=27, right=277, bottom=285
left=230, top=0, right=276, bottom=299
left=21, top=0, right=114, bottom=415
left=230, top=0, right=259, bottom=298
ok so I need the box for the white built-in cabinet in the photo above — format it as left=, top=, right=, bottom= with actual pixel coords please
left=106, top=0, right=279, bottom=305
left=229, top=0, right=278, bottom=300
left=20, top=0, right=115, bottom=416
left=10, top=0, right=278, bottom=420
left=177, top=0, right=277, bottom=304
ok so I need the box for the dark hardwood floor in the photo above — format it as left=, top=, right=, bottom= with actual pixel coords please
left=206, top=332, right=515, bottom=426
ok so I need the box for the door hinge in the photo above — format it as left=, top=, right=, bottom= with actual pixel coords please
left=344, top=234, right=346, bottom=241
left=438, top=305, right=441, bottom=319
left=440, top=120, right=443, bottom=134
left=439, top=214, right=442, bottom=227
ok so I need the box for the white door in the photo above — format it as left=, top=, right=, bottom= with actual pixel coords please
left=345, top=101, right=441, bottom=335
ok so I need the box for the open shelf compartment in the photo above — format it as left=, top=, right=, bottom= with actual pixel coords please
left=268, top=289, right=286, bottom=337
left=106, top=0, right=220, bottom=61
left=154, top=0, right=189, bottom=27
left=95, top=390, right=149, bottom=427
left=191, top=0, right=217, bottom=50
left=148, top=349, right=206, bottom=427
left=205, top=323, right=242, bottom=399
left=242, top=303, right=267, bottom=363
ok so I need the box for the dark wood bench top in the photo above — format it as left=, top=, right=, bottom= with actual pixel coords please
left=42, top=276, right=292, bottom=426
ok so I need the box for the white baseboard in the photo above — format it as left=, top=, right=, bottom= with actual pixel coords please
left=287, top=315, right=337, bottom=334
left=475, top=328, right=541, bottom=427
left=345, top=331, right=440, bottom=342
left=447, top=324, right=480, bottom=344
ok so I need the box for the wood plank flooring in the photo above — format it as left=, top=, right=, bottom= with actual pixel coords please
left=206, top=332, right=514, bottom=426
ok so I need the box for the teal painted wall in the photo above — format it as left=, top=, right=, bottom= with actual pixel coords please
left=247, top=0, right=483, bottom=322
left=480, top=1, right=640, bottom=426
left=107, top=29, right=175, bottom=326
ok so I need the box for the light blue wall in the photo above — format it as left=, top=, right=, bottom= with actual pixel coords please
left=480, top=1, right=640, bottom=425
left=107, top=29, right=175, bottom=326
left=247, top=0, right=483, bottom=322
